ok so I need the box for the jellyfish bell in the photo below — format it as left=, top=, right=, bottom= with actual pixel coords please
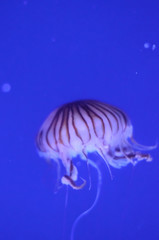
left=36, top=99, right=155, bottom=190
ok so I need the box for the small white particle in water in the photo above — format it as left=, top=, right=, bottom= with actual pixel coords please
left=135, top=71, right=138, bottom=75
left=51, top=37, right=56, bottom=43
left=23, top=0, right=28, bottom=5
left=1, top=83, right=11, bottom=93
left=152, top=44, right=156, bottom=51
left=144, top=42, right=150, bottom=49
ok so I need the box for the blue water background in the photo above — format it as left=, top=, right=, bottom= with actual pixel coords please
left=1, top=1, right=159, bottom=240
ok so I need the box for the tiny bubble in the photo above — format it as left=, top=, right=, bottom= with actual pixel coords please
left=51, top=37, right=56, bottom=43
left=23, top=0, right=28, bottom=5
left=144, top=42, right=150, bottom=49
left=152, top=44, right=156, bottom=51
left=1, top=83, right=11, bottom=93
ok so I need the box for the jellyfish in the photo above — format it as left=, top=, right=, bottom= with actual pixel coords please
left=36, top=100, right=155, bottom=239
left=36, top=99, right=154, bottom=187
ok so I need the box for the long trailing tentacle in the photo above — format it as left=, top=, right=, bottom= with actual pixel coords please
left=70, top=159, right=102, bottom=240
left=62, top=186, right=69, bottom=240
left=127, top=137, right=157, bottom=151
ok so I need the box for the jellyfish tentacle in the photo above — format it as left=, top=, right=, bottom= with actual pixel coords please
left=54, top=158, right=62, bottom=193
left=82, top=149, right=92, bottom=190
left=70, top=159, right=102, bottom=240
left=127, top=137, right=157, bottom=151
left=97, top=147, right=114, bottom=180
left=107, top=141, right=153, bottom=168
left=118, top=143, right=152, bottom=163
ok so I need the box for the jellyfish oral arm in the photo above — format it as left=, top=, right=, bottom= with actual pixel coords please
left=61, top=160, right=86, bottom=190
left=61, top=175, right=86, bottom=190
